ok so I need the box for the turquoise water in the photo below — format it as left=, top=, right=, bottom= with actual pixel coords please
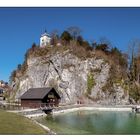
left=36, top=111, right=140, bottom=134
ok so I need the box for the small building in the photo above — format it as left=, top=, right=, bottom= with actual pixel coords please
left=40, top=30, right=51, bottom=47
left=20, top=87, right=61, bottom=108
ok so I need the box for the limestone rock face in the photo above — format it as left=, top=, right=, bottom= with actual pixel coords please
left=12, top=50, right=129, bottom=105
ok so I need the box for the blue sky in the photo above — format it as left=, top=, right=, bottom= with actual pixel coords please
left=1, top=7, right=140, bottom=82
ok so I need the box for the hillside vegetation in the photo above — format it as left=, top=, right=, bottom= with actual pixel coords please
left=9, top=27, right=140, bottom=104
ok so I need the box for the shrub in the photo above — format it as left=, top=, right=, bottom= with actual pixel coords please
left=9, top=70, right=17, bottom=83
left=95, top=43, right=109, bottom=52
left=87, top=72, right=95, bottom=95
left=129, top=84, right=140, bottom=103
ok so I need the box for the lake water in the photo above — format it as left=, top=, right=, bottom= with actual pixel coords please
left=36, top=110, right=140, bottom=134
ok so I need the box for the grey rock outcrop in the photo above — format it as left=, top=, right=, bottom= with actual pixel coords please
left=12, top=50, right=129, bottom=105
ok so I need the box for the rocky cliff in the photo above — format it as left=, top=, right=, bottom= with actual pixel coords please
left=11, top=49, right=129, bottom=105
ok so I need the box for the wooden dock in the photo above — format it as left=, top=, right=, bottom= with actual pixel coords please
left=132, top=106, right=140, bottom=113
left=40, top=106, right=53, bottom=114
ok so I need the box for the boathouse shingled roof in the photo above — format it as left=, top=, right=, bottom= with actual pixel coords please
left=20, top=87, right=61, bottom=99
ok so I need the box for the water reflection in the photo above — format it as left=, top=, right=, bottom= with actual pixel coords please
left=45, top=114, right=54, bottom=121
left=36, top=111, right=140, bottom=134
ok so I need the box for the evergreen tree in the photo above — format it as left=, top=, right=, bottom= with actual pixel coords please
left=60, top=31, right=72, bottom=44
left=77, top=35, right=83, bottom=46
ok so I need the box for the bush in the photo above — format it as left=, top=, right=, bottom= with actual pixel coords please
left=95, top=43, right=109, bottom=52
left=129, top=84, right=140, bottom=103
left=9, top=70, right=17, bottom=83
left=87, top=72, right=95, bottom=95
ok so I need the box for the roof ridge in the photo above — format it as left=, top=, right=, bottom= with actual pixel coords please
left=20, top=87, right=57, bottom=99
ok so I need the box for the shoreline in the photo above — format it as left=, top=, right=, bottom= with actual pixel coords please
left=24, top=105, right=133, bottom=118
left=53, top=106, right=132, bottom=115
left=19, top=105, right=135, bottom=135
left=32, top=119, right=56, bottom=135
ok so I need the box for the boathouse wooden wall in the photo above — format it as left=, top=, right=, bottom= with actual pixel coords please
left=20, top=88, right=61, bottom=108
left=21, top=99, right=42, bottom=108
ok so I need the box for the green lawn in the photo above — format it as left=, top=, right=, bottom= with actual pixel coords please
left=0, top=109, right=47, bottom=134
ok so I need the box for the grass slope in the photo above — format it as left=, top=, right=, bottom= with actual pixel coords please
left=0, top=109, right=47, bottom=134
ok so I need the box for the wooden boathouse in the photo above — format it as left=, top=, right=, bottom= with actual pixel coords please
left=20, top=87, right=61, bottom=108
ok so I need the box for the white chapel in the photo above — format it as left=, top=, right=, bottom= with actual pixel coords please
left=40, top=30, right=51, bottom=47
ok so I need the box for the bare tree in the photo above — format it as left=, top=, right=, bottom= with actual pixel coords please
left=67, top=26, right=81, bottom=40
left=50, top=30, right=59, bottom=46
left=50, top=29, right=59, bottom=38
left=128, top=39, right=140, bottom=82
